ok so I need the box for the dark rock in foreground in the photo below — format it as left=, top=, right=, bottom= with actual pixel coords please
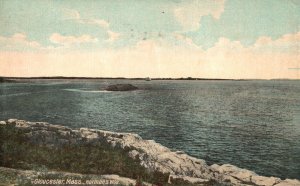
left=0, top=119, right=300, bottom=186
left=105, top=84, right=138, bottom=91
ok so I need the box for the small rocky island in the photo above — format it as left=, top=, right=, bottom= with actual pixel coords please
left=0, top=119, right=299, bottom=186
left=105, top=84, right=138, bottom=91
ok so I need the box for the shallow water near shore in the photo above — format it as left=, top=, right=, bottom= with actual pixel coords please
left=1, top=79, right=300, bottom=179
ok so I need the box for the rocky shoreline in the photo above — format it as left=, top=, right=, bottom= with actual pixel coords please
left=0, top=119, right=299, bottom=186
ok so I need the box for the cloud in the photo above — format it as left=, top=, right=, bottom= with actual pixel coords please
left=90, top=19, right=109, bottom=28
left=64, top=8, right=109, bottom=28
left=106, top=30, right=121, bottom=43
left=206, top=31, right=300, bottom=55
left=173, top=0, right=225, bottom=31
left=186, top=0, right=300, bottom=48
left=201, top=32, right=300, bottom=78
left=0, top=33, right=41, bottom=50
left=49, top=33, right=98, bottom=46
left=173, top=33, right=201, bottom=49
left=1, top=31, right=299, bottom=79
left=63, top=9, right=121, bottom=43
left=253, top=32, right=300, bottom=53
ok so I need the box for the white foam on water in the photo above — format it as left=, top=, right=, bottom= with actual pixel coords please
left=63, top=89, right=111, bottom=93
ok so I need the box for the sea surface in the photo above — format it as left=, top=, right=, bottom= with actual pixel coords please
left=0, top=79, right=300, bottom=179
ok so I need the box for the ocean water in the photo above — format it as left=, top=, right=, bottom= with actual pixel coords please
left=0, top=79, right=300, bottom=179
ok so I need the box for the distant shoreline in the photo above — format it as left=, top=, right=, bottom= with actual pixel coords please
left=1, top=76, right=298, bottom=81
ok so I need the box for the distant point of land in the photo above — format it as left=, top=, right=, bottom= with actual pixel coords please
left=0, top=76, right=299, bottom=81
left=0, top=76, right=248, bottom=81
left=0, top=77, right=16, bottom=83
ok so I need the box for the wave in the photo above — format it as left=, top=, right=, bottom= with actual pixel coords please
left=0, top=92, right=33, bottom=97
left=63, top=89, right=111, bottom=93
left=0, top=90, right=54, bottom=97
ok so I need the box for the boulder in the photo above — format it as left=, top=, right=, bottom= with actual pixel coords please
left=274, top=179, right=300, bottom=186
left=7, top=119, right=18, bottom=124
left=0, top=121, right=6, bottom=125
left=251, top=175, right=281, bottom=186
left=105, top=84, right=138, bottom=91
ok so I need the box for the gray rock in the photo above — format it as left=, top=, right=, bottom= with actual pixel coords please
left=0, top=121, right=6, bottom=125
left=7, top=119, right=18, bottom=124
left=15, top=120, right=29, bottom=128
left=274, top=179, right=300, bottom=186
left=128, top=150, right=140, bottom=159
left=170, top=175, right=210, bottom=184
left=3, top=119, right=299, bottom=186
left=251, top=175, right=281, bottom=186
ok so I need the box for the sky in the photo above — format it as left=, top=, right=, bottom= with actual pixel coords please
left=0, top=0, right=299, bottom=79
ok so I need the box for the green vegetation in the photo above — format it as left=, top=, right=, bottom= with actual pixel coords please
left=0, top=124, right=169, bottom=185
left=0, top=167, right=126, bottom=186
left=0, top=124, right=222, bottom=185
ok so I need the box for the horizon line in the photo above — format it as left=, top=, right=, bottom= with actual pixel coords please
left=1, top=76, right=299, bottom=81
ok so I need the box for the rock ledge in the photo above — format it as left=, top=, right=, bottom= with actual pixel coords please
left=1, top=119, right=300, bottom=186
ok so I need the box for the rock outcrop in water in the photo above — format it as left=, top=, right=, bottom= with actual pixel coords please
left=0, top=119, right=299, bottom=186
left=105, top=84, right=138, bottom=91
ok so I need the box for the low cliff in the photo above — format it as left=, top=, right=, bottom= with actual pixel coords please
left=0, top=119, right=299, bottom=186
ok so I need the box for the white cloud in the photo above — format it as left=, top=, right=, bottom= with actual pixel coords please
left=173, top=0, right=225, bottom=31
left=0, top=33, right=41, bottom=49
left=253, top=32, right=300, bottom=53
left=63, top=9, right=121, bottom=43
left=49, top=33, right=98, bottom=46
left=106, top=30, right=121, bottom=43
left=173, top=33, right=201, bottom=49
left=201, top=32, right=300, bottom=78
left=207, top=31, right=300, bottom=55
left=91, top=19, right=109, bottom=28
left=64, top=9, right=109, bottom=29
left=1, top=31, right=299, bottom=79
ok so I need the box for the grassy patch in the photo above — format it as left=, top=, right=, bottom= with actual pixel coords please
left=0, top=124, right=169, bottom=185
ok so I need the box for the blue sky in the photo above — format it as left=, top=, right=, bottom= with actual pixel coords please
left=0, top=0, right=299, bottom=78
left=188, top=0, right=300, bottom=48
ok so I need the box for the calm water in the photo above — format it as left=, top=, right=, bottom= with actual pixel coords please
left=0, top=80, right=300, bottom=179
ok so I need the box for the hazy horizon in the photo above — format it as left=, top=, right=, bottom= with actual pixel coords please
left=2, top=75, right=300, bottom=80
left=0, top=0, right=299, bottom=79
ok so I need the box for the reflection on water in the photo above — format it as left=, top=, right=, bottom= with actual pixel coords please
left=0, top=79, right=300, bottom=179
